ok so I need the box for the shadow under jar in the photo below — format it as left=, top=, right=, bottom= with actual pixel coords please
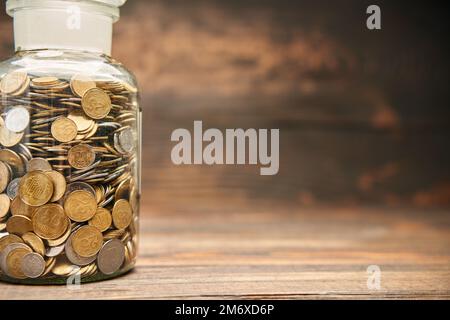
left=0, top=0, right=140, bottom=284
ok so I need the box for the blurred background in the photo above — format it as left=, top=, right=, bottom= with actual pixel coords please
left=1, top=0, right=449, bottom=215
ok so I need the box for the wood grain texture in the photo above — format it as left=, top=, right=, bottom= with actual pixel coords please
left=1, top=204, right=449, bottom=300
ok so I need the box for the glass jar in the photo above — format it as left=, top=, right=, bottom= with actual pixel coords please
left=0, top=0, right=140, bottom=284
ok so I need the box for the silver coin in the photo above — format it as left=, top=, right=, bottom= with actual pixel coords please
left=65, top=234, right=97, bottom=266
left=6, top=177, right=21, bottom=199
left=5, top=106, right=30, bottom=133
left=26, top=157, right=52, bottom=172
left=45, top=243, right=65, bottom=257
left=118, top=128, right=135, bottom=154
left=65, top=181, right=96, bottom=196
left=97, top=239, right=125, bottom=275
left=21, top=252, right=45, bottom=278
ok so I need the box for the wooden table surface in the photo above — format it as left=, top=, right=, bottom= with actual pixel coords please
left=1, top=205, right=450, bottom=300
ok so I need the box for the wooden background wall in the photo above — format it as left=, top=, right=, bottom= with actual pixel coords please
left=1, top=0, right=449, bottom=214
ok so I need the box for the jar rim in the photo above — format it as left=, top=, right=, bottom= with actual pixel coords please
left=6, top=0, right=123, bottom=21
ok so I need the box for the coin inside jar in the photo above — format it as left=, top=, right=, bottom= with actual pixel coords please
left=0, top=194, right=10, bottom=219
left=70, top=74, right=96, bottom=97
left=6, top=215, right=33, bottom=236
left=0, top=161, right=10, bottom=193
left=5, top=106, right=30, bottom=133
left=68, top=144, right=96, bottom=169
left=50, top=116, right=78, bottom=142
left=0, top=117, right=24, bottom=147
left=18, top=171, right=53, bottom=206
left=26, top=158, right=52, bottom=172
left=97, top=239, right=125, bottom=275
left=71, top=225, right=103, bottom=258
left=81, top=87, right=111, bottom=119
left=64, top=190, right=97, bottom=222
left=32, top=204, right=69, bottom=240
left=0, top=71, right=28, bottom=95
left=88, top=207, right=112, bottom=232
left=44, top=170, right=66, bottom=202
left=21, top=252, right=45, bottom=278
left=112, top=199, right=132, bottom=230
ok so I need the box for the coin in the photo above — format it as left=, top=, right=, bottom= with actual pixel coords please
left=112, top=199, right=132, bottom=230
left=88, top=207, right=112, bottom=232
left=0, top=161, right=10, bottom=193
left=0, top=194, right=10, bottom=219
left=70, top=74, right=96, bottom=97
left=32, top=204, right=69, bottom=240
left=0, top=149, right=25, bottom=175
left=10, top=196, right=35, bottom=217
left=19, top=171, right=54, bottom=206
left=45, top=170, right=66, bottom=202
left=65, top=233, right=97, bottom=266
left=51, top=255, right=78, bottom=276
left=71, top=225, right=103, bottom=258
left=3, top=244, right=32, bottom=279
left=21, top=252, right=45, bottom=278
left=26, top=158, right=52, bottom=172
left=50, top=116, right=78, bottom=143
left=67, top=110, right=94, bottom=132
left=81, top=87, right=111, bottom=119
left=0, top=117, right=24, bottom=147
left=0, top=234, right=23, bottom=253
left=45, top=244, right=65, bottom=258
left=97, top=239, right=125, bottom=275
left=65, top=182, right=96, bottom=197
left=117, top=127, right=135, bottom=154
left=6, top=215, right=33, bottom=236
left=0, top=71, right=28, bottom=94
left=6, top=177, right=21, bottom=199
left=5, top=106, right=30, bottom=132
left=31, top=76, right=59, bottom=86
left=68, top=144, right=96, bottom=169
left=46, top=222, right=71, bottom=247
left=64, top=190, right=97, bottom=222
left=22, top=232, right=45, bottom=256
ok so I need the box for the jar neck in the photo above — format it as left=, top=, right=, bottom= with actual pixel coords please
left=8, top=1, right=119, bottom=55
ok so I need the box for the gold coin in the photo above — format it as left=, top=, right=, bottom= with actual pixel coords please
left=112, top=199, right=133, bottom=230
left=32, top=204, right=69, bottom=240
left=10, top=196, right=36, bottom=217
left=64, top=190, right=97, bottom=222
left=68, top=144, right=95, bottom=169
left=6, top=215, right=33, bottom=236
left=67, top=110, right=94, bottom=132
left=0, top=117, right=24, bottom=147
left=0, top=234, right=24, bottom=253
left=71, top=225, right=103, bottom=257
left=70, top=74, right=96, bottom=97
left=0, top=161, right=10, bottom=193
left=6, top=246, right=32, bottom=279
left=26, top=158, right=52, bottom=172
left=0, top=70, right=28, bottom=94
left=18, top=171, right=54, bottom=206
left=45, top=170, right=66, bottom=202
left=0, top=149, right=25, bottom=176
left=88, top=207, right=112, bottom=232
left=22, top=232, right=45, bottom=256
left=31, top=76, right=59, bottom=86
left=0, top=193, right=11, bottom=218
left=51, top=116, right=77, bottom=143
left=81, top=87, right=111, bottom=119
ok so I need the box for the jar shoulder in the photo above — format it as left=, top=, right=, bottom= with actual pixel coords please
left=0, top=50, right=138, bottom=88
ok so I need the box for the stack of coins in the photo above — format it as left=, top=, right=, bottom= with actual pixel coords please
left=0, top=70, right=139, bottom=282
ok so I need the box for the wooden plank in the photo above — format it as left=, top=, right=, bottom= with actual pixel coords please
left=1, top=205, right=449, bottom=299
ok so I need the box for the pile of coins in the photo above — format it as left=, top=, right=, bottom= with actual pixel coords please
left=0, top=70, right=139, bottom=282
